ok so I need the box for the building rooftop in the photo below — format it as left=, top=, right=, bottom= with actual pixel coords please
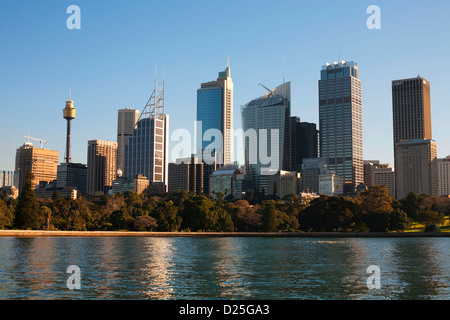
left=322, top=60, right=356, bottom=70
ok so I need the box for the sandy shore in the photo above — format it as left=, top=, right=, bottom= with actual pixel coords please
left=0, top=230, right=448, bottom=237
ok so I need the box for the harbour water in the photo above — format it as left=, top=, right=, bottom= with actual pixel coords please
left=0, top=236, right=448, bottom=300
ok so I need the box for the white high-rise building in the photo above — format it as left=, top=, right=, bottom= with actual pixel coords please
left=241, top=81, right=291, bottom=176
left=124, top=75, right=169, bottom=192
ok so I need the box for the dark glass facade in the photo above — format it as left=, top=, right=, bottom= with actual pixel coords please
left=197, top=87, right=223, bottom=157
left=197, top=66, right=233, bottom=165
left=57, top=162, right=87, bottom=196
left=290, top=116, right=319, bottom=172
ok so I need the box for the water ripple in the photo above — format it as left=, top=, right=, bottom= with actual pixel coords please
left=0, top=237, right=448, bottom=299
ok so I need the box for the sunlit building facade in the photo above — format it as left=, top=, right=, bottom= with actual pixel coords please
left=437, top=156, right=450, bottom=196
left=15, top=142, right=59, bottom=193
left=319, top=61, right=363, bottom=193
left=392, top=76, right=436, bottom=199
left=87, top=140, right=117, bottom=196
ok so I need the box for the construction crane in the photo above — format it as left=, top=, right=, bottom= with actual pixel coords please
left=23, top=135, right=48, bottom=149
left=258, top=83, right=273, bottom=97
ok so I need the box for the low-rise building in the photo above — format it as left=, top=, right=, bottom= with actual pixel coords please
left=319, top=172, right=344, bottom=196
left=35, top=181, right=78, bottom=200
left=133, top=174, right=149, bottom=194
left=259, top=170, right=298, bottom=199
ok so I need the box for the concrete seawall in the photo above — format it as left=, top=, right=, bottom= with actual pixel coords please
left=0, top=230, right=449, bottom=237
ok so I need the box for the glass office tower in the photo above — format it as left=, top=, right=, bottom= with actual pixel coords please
left=319, top=61, right=363, bottom=193
left=197, top=63, right=233, bottom=165
left=241, top=81, right=291, bottom=178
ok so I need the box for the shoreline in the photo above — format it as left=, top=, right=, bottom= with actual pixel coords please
left=0, top=230, right=449, bottom=238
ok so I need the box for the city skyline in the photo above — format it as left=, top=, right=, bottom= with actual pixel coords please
left=1, top=1, right=450, bottom=171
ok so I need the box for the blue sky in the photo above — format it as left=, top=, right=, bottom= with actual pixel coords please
left=1, top=0, right=449, bottom=170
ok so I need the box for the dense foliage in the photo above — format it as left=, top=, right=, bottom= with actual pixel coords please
left=0, top=184, right=449, bottom=232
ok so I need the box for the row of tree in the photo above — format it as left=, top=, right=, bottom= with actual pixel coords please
left=0, top=173, right=449, bottom=232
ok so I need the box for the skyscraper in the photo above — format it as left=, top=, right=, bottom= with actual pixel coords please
left=319, top=60, right=363, bottom=193
left=290, top=116, right=319, bottom=172
left=197, top=61, right=233, bottom=165
left=87, top=140, right=117, bottom=196
left=241, top=81, right=291, bottom=178
left=117, top=108, right=140, bottom=172
left=392, top=77, right=432, bottom=144
left=392, top=76, right=437, bottom=199
left=15, top=142, right=59, bottom=193
left=124, top=75, right=169, bottom=192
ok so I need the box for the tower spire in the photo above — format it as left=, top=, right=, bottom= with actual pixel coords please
left=138, top=64, right=165, bottom=122
left=63, top=91, right=76, bottom=163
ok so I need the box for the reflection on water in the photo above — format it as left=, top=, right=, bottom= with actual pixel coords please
left=140, top=238, right=175, bottom=299
left=0, top=237, right=448, bottom=300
